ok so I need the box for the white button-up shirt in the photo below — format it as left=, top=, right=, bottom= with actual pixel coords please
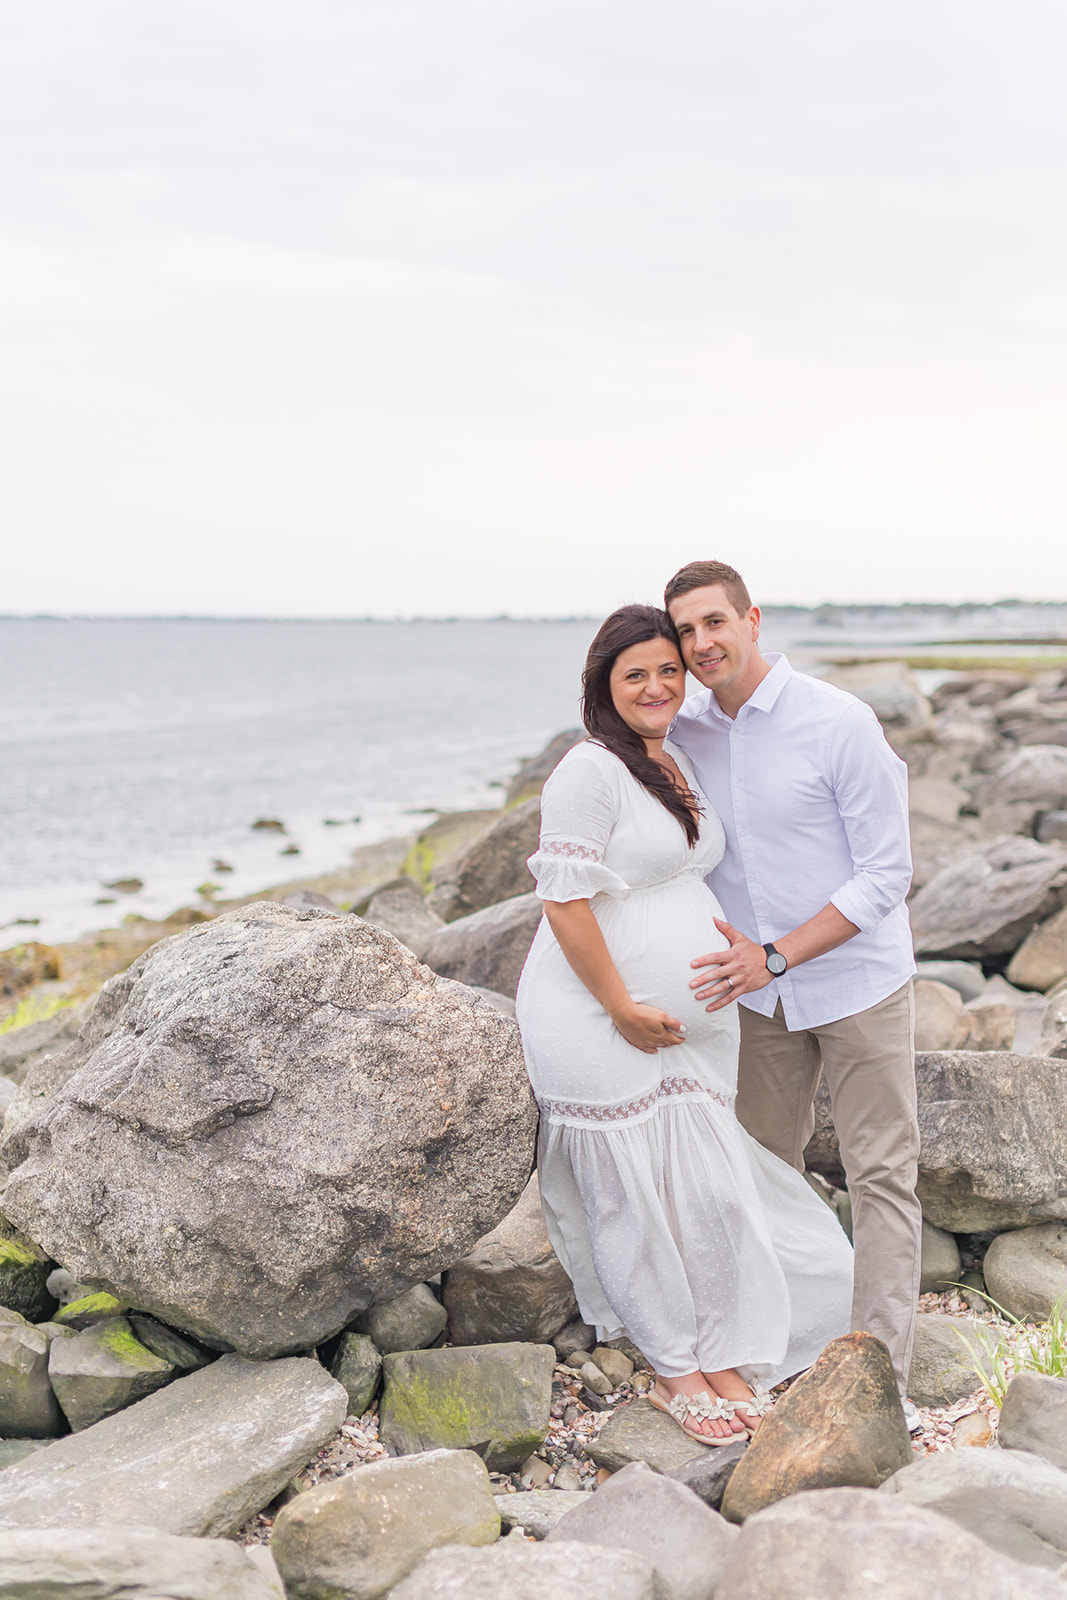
left=671, top=653, right=915, bottom=1031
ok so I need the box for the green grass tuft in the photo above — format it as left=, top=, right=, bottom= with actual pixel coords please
left=951, top=1286, right=1067, bottom=1408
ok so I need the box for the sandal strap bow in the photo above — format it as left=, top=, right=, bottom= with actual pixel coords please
left=666, top=1389, right=736, bottom=1424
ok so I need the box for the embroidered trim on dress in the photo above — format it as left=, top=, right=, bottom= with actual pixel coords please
left=539, top=839, right=603, bottom=862
left=539, top=1076, right=734, bottom=1124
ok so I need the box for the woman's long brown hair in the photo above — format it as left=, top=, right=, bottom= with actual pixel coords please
left=581, top=604, right=701, bottom=847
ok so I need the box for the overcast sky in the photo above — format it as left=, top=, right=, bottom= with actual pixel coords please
left=3, top=1, right=1066, bottom=616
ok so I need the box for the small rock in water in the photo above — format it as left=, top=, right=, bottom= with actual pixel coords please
left=212, top=860, right=235, bottom=873
left=104, top=878, right=143, bottom=894
left=251, top=819, right=286, bottom=832
left=279, top=845, right=301, bottom=856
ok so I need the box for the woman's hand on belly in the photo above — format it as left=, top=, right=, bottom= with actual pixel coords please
left=612, top=1001, right=687, bottom=1055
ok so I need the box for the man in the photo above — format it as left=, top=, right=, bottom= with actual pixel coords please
left=665, top=558, right=922, bottom=1417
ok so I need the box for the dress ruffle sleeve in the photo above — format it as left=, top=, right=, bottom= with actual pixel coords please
left=527, top=749, right=630, bottom=903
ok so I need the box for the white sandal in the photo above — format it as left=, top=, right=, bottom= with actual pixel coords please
left=648, top=1385, right=741, bottom=1448
left=732, top=1378, right=774, bottom=1432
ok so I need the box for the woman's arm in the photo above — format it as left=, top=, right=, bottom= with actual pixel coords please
left=544, top=898, right=686, bottom=1055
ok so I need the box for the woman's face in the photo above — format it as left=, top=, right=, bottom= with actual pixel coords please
left=609, top=637, right=686, bottom=742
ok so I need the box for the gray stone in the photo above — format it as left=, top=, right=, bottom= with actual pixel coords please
left=881, top=1444, right=1067, bottom=1568
left=909, top=774, right=969, bottom=823
left=1038, top=809, right=1067, bottom=845
left=362, top=882, right=445, bottom=955
left=0, top=1353, right=347, bottom=1536
left=466, top=986, right=516, bottom=1017
left=915, top=1051, right=1067, bottom=1231
left=714, top=1486, right=1066, bottom=1600
left=916, top=960, right=988, bottom=1002
left=329, top=1330, right=381, bottom=1415
left=495, top=1490, right=588, bottom=1538
left=984, top=1222, right=1067, bottom=1320
left=587, top=1397, right=717, bottom=1476
left=283, top=889, right=344, bottom=914
left=914, top=979, right=967, bottom=1050
left=0, top=1221, right=55, bottom=1322
left=506, top=731, right=586, bottom=806
left=721, top=1333, right=911, bottom=1523
left=668, top=1440, right=749, bottom=1511
left=909, top=812, right=983, bottom=892
left=0, top=999, right=88, bottom=1086
left=590, top=1345, right=634, bottom=1387
left=1, top=905, right=537, bottom=1357
left=46, top=1267, right=91, bottom=1304
left=389, top=1541, right=656, bottom=1600
left=379, top=1342, right=555, bottom=1471
left=1036, top=980, right=1067, bottom=1058
left=546, top=1460, right=737, bottom=1600
left=0, top=1527, right=280, bottom=1600
left=969, top=973, right=1052, bottom=1054
left=48, top=1317, right=173, bottom=1431
left=961, top=1002, right=1017, bottom=1051
left=426, top=798, right=541, bottom=923
left=443, top=1174, right=578, bottom=1346
left=983, top=745, right=1067, bottom=810
left=920, top=1221, right=961, bottom=1294
left=910, top=835, right=1067, bottom=961
left=1000, top=1372, right=1067, bottom=1472
left=0, top=1437, right=50, bottom=1467
left=353, top=1283, right=447, bottom=1354
left=907, top=1314, right=1000, bottom=1407
left=552, top=1318, right=595, bottom=1361
left=128, top=1315, right=214, bottom=1371
left=1008, top=905, right=1067, bottom=994
left=0, top=1310, right=63, bottom=1437
left=580, top=1361, right=613, bottom=1396
left=418, top=894, right=543, bottom=1001
left=270, top=1447, right=499, bottom=1600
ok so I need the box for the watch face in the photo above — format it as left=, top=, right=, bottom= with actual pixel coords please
left=767, top=952, right=787, bottom=975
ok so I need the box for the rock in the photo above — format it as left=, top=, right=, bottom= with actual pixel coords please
left=0, top=942, right=60, bottom=999
left=495, top=1490, right=588, bottom=1537
left=580, top=1361, right=613, bottom=1396
left=282, top=889, right=343, bottom=914
left=467, top=986, right=517, bottom=1017
left=1036, top=980, right=1067, bottom=1058
left=916, top=959, right=988, bottom=1002
left=0, top=1353, right=347, bottom=1535
left=590, top=1345, right=634, bottom=1387
left=426, top=798, right=541, bottom=923
left=128, top=1315, right=214, bottom=1371
left=552, top=1318, right=595, bottom=1361
left=909, top=774, right=968, bottom=823
left=714, top=1485, right=1066, bottom=1600
left=0, top=904, right=537, bottom=1357
left=969, top=973, right=1051, bottom=1053
left=977, top=800, right=1042, bottom=837
left=960, top=1002, right=1017, bottom=1051
left=0, top=1223, right=55, bottom=1322
left=908, top=812, right=982, bottom=891
left=546, top=1459, right=737, bottom=1599
left=389, top=1541, right=656, bottom=1600
left=982, top=745, right=1067, bottom=810
left=46, top=1268, right=91, bottom=1304
left=443, top=1174, right=578, bottom=1347
left=506, top=731, right=586, bottom=806
left=404, top=811, right=502, bottom=890
left=920, top=1221, right=961, bottom=1294
left=822, top=662, right=932, bottom=732
left=720, top=1333, right=911, bottom=1523
left=48, top=1317, right=174, bottom=1431
left=0, top=1437, right=50, bottom=1467
left=882, top=1444, right=1067, bottom=1568
left=552, top=1460, right=583, bottom=1490
left=352, top=1284, right=448, bottom=1354
left=362, top=882, right=445, bottom=955
left=0, top=1310, right=64, bottom=1437
left=379, top=1342, right=555, bottom=1470
left=907, top=1314, right=1000, bottom=1407
left=667, top=1439, right=749, bottom=1511
left=914, top=1051, right=1067, bottom=1231
left=910, top=836, right=1067, bottom=961
left=0, top=1527, right=282, bottom=1600
left=0, top=1081, right=13, bottom=1115
left=984, top=1223, right=1067, bottom=1320
left=269, top=1447, right=500, bottom=1600
left=914, top=978, right=967, bottom=1050
left=1038, top=809, right=1067, bottom=844
left=587, top=1397, right=719, bottom=1476
left=329, top=1331, right=382, bottom=1415
left=0, top=1000, right=86, bottom=1085
left=952, top=1409, right=993, bottom=1448
left=1008, top=905, right=1067, bottom=994
left=54, top=1292, right=129, bottom=1330
left=417, top=893, right=543, bottom=1001
left=999, top=1372, right=1067, bottom=1471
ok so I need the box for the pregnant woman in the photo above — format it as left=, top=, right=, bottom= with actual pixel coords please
left=516, top=604, right=854, bottom=1444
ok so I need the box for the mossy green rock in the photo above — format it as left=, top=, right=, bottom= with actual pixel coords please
left=54, top=1291, right=129, bottom=1330
left=329, top=1330, right=382, bottom=1415
left=129, top=1315, right=214, bottom=1372
left=379, top=1342, right=555, bottom=1470
left=48, top=1316, right=174, bottom=1431
left=0, top=1221, right=56, bottom=1323
left=0, top=1310, right=65, bottom=1438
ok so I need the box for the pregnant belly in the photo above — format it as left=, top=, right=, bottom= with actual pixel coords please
left=596, top=879, right=735, bottom=1036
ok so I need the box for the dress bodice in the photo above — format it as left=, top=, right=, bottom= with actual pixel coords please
left=528, top=739, right=724, bottom=902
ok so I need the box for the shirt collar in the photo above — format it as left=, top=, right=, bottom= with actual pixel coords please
left=688, top=652, right=794, bottom=725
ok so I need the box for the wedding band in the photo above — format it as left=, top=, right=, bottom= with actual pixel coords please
left=726, top=977, right=734, bottom=990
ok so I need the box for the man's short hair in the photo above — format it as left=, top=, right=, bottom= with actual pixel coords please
left=664, top=560, right=752, bottom=618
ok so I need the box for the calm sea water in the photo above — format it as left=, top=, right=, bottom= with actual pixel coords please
left=3, top=607, right=1065, bottom=945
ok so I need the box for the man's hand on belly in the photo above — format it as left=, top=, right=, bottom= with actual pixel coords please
left=689, top=919, right=773, bottom=1010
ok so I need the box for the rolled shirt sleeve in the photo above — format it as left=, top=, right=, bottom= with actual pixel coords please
left=827, top=700, right=913, bottom=934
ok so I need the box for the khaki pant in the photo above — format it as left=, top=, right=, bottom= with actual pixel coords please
left=737, top=981, right=921, bottom=1394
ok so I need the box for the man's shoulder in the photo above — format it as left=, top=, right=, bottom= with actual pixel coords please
left=780, top=669, right=868, bottom=716
left=673, top=688, right=720, bottom=735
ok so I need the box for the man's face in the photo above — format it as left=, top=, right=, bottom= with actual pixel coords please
left=667, top=584, right=761, bottom=696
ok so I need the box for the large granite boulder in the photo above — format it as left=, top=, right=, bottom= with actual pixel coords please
left=909, top=836, right=1067, bottom=961
left=713, top=1486, right=1066, bottom=1600
left=981, top=744, right=1067, bottom=811
left=1000, top=1372, right=1067, bottom=1472
left=443, top=1174, right=578, bottom=1346
left=983, top=1222, right=1067, bottom=1320
left=426, top=799, right=541, bottom=923
left=418, top=894, right=543, bottom=1001
left=914, top=1051, right=1067, bottom=1230
left=881, top=1444, right=1067, bottom=1569
left=907, top=1314, right=1001, bottom=1408
left=1007, top=905, right=1067, bottom=994
left=0, top=1353, right=347, bottom=1535
left=506, top=731, right=585, bottom=806
left=0, top=1528, right=281, bottom=1600
left=392, top=1541, right=655, bottom=1600
left=0, top=905, right=537, bottom=1357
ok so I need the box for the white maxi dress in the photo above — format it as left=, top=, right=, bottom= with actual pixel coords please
left=515, top=739, right=854, bottom=1382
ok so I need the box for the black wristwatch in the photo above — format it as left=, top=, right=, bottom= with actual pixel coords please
left=763, top=942, right=788, bottom=977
